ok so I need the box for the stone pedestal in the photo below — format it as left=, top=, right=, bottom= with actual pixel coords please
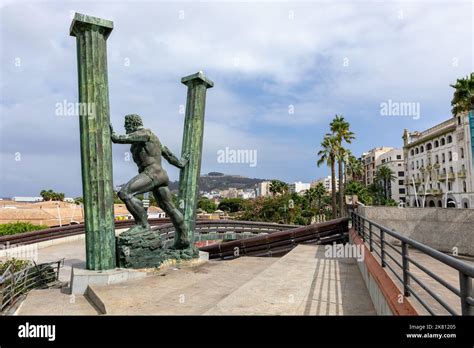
left=69, top=262, right=149, bottom=295
left=116, top=228, right=200, bottom=268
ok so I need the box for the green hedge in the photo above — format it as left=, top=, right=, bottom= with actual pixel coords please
left=0, top=222, right=48, bottom=236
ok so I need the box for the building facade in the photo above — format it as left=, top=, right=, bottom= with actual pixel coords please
left=361, top=147, right=394, bottom=186
left=376, top=148, right=406, bottom=203
left=289, top=181, right=311, bottom=194
left=403, top=112, right=473, bottom=208
left=257, top=181, right=271, bottom=197
left=311, top=176, right=339, bottom=192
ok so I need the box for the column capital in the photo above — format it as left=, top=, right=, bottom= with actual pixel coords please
left=70, top=13, right=114, bottom=39
left=181, top=71, right=214, bottom=89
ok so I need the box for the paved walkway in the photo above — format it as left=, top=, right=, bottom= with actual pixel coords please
left=371, top=242, right=474, bottom=315
left=27, top=233, right=474, bottom=315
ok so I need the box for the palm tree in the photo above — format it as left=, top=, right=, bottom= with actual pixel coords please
left=317, top=135, right=338, bottom=218
left=313, top=182, right=327, bottom=214
left=269, top=180, right=288, bottom=196
left=450, top=73, right=474, bottom=116
left=330, top=115, right=355, bottom=217
left=346, top=154, right=364, bottom=182
left=376, top=166, right=396, bottom=201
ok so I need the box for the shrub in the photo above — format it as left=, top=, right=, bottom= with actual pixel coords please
left=0, top=222, right=48, bottom=236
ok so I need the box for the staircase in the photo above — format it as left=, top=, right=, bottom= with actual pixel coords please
left=16, top=245, right=376, bottom=315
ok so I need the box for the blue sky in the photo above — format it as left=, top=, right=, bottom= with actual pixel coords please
left=0, top=0, right=472, bottom=197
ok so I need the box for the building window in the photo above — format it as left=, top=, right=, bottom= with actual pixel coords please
left=434, top=140, right=439, bottom=148
left=449, top=151, right=452, bottom=161
left=398, top=171, right=404, bottom=177
left=458, top=116, right=461, bottom=125
left=420, top=145, right=424, bottom=153
left=441, top=138, right=446, bottom=146
left=442, top=153, right=445, bottom=163
left=461, top=147, right=464, bottom=159
left=411, top=162, right=414, bottom=170
left=448, top=182, right=452, bottom=190
left=449, top=166, right=453, bottom=173
left=416, top=161, right=419, bottom=169
left=397, top=155, right=402, bottom=159
left=410, top=149, right=414, bottom=156
left=399, top=180, right=404, bottom=185
left=415, top=148, right=419, bottom=154
left=463, top=181, right=467, bottom=192
left=399, top=188, right=405, bottom=194
left=447, top=135, right=452, bottom=143
left=435, top=155, right=439, bottom=163
left=426, top=143, right=432, bottom=150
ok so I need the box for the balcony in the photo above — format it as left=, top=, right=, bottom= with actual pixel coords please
left=448, top=173, right=455, bottom=180
left=427, top=189, right=442, bottom=195
left=458, top=170, right=467, bottom=178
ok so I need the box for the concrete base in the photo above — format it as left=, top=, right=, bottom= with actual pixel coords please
left=69, top=262, right=150, bottom=295
left=69, top=251, right=209, bottom=295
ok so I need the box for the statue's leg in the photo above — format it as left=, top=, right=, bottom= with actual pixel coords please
left=153, top=186, right=189, bottom=249
left=118, top=173, right=154, bottom=229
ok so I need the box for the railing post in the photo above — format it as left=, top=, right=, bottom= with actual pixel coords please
left=0, top=277, right=4, bottom=312
left=380, top=228, right=386, bottom=267
left=401, top=241, right=410, bottom=296
left=369, top=222, right=373, bottom=252
left=459, top=272, right=473, bottom=316
left=361, top=216, right=365, bottom=242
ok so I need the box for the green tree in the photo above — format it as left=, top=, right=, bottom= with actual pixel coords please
left=375, top=165, right=396, bottom=201
left=345, top=181, right=372, bottom=205
left=269, top=180, right=288, bottom=196
left=40, top=189, right=64, bottom=201
left=198, top=197, right=217, bottom=213
left=218, top=198, right=246, bottom=213
left=450, top=73, right=474, bottom=116
left=317, top=135, right=338, bottom=218
left=346, top=154, right=364, bottom=182
left=330, top=115, right=355, bottom=217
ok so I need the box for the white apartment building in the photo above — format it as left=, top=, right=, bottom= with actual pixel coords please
left=311, top=176, right=339, bottom=192
left=376, top=148, right=406, bottom=203
left=403, top=112, right=473, bottom=208
left=257, top=181, right=271, bottom=197
left=362, top=147, right=394, bottom=186
left=289, top=181, right=311, bottom=194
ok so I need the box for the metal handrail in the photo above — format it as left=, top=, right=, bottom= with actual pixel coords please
left=351, top=212, right=474, bottom=316
left=0, top=259, right=63, bottom=312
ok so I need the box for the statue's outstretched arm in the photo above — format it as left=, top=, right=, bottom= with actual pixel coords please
left=162, top=145, right=189, bottom=169
left=110, top=123, right=149, bottom=144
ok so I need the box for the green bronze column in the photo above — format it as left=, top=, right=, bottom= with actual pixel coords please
left=179, top=71, right=214, bottom=245
left=70, top=13, right=116, bottom=270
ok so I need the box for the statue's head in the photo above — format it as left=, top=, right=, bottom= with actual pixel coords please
left=124, top=114, right=143, bottom=134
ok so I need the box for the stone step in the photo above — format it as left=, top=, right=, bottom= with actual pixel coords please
left=86, top=256, right=278, bottom=314
left=205, top=244, right=376, bottom=315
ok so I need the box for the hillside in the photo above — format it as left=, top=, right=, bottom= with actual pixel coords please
left=169, top=173, right=267, bottom=192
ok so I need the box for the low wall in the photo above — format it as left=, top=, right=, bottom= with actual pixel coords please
left=349, top=229, right=418, bottom=315
left=357, top=206, right=474, bottom=256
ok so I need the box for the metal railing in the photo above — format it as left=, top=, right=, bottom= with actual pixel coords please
left=351, top=212, right=474, bottom=316
left=0, top=259, right=63, bottom=312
